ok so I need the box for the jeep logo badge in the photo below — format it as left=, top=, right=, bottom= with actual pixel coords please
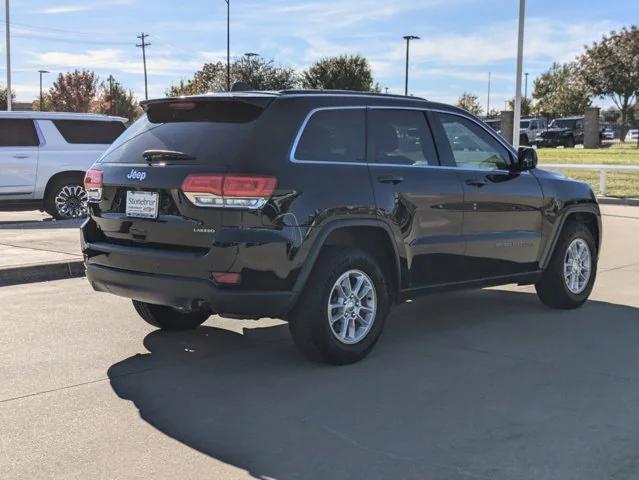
left=127, top=169, right=147, bottom=181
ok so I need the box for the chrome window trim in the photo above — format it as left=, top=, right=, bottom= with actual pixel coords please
left=289, top=105, right=525, bottom=175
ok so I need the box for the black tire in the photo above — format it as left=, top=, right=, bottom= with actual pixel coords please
left=564, top=136, right=575, bottom=148
left=132, top=300, right=211, bottom=330
left=44, top=175, right=88, bottom=220
left=288, top=247, right=390, bottom=365
left=535, top=222, right=597, bottom=309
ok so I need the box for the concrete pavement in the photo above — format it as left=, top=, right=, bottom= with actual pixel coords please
left=0, top=212, right=83, bottom=285
left=1, top=207, right=639, bottom=479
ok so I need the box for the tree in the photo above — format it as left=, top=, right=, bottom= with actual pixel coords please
left=301, top=55, right=378, bottom=91
left=47, top=70, right=99, bottom=112
left=456, top=92, right=483, bottom=115
left=507, top=96, right=533, bottom=116
left=577, top=26, right=639, bottom=140
left=166, top=56, right=298, bottom=96
left=0, top=86, right=15, bottom=110
left=31, top=95, right=52, bottom=112
left=94, top=78, right=141, bottom=121
left=532, top=62, right=591, bottom=118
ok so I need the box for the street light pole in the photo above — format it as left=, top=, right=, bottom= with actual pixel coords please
left=487, top=72, right=491, bottom=117
left=524, top=72, right=529, bottom=100
left=225, top=0, right=230, bottom=91
left=403, top=35, right=419, bottom=96
left=5, top=0, right=11, bottom=111
left=512, top=0, right=526, bottom=149
left=38, top=70, right=49, bottom=111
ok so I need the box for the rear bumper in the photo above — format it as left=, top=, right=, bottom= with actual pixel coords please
left=86, top=263, right=293, bottom=318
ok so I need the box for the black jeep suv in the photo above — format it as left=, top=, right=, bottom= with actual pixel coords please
left=535, top=116, right=584, bottom=148
left=81, top=90, right=601, bottom=364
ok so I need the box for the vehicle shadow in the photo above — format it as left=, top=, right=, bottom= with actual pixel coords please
left=107, top=289, right=639, bottom=480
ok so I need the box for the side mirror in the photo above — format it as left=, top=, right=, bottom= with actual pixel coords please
left=515, top=146, right=537, bottom=171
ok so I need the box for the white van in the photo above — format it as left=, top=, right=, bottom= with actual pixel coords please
left=0, top=112, right=127, bottom=219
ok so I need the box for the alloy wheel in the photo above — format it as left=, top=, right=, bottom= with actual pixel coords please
left=54, top=184, right=88, bottom=219
left=327, top=269, right=377, bottom=344
left=563, top=238, right=591, bottom=294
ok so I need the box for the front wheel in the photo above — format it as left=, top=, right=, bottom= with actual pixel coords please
left=288, top=248, right=390, bottom=365
left=132, top=300, right=211, bottom=330
left=535, top=223, right=597, bottom=309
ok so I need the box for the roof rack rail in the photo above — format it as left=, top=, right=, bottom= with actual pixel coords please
left=277, top=89, right=427, bottom=101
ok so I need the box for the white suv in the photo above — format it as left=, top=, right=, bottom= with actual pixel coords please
left=0, top=111, right=127, bottom=219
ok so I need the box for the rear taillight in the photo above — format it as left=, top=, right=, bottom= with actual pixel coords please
left=181, top=174, right=277, bottom=209
left=84, top=168, right=103, bottom=202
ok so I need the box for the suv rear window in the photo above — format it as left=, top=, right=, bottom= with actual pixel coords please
left=294, top=109, right=365, bottom=163
left=98, top=101, right=265, bottom=164
left=53, top=120, right=126, bottom=144
left=0, top=119, right=39, bottom=147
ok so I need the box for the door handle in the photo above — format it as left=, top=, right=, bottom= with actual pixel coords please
left=377, top=175, right=404, bottom=185
left=13, top=154, right=29, bottom=159
left=465, top=179, right=487, bottom=188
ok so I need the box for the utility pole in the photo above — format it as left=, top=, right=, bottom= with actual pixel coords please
left=524, top=72, right=529, bottom=100
left=5, top=0, right=11, bottom=111
left=512, top=0, right=526, bottom=149
left=38, top=70, right=49, bottom=111
left=107, top=74, right=115, bottom=115
left=136, top=33, right=150, bottom=100
left=403, top=35, right=419, bottom=96
left=225, top=0, right=230, bottom=91
left=487, top=72, right=491, bottom=117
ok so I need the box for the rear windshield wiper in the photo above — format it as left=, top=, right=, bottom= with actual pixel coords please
left=143, top=150, right=195, bottom=163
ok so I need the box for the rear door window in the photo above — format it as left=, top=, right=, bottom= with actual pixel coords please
left=0, top=119, right=40, bottom=147
left=294, top=109, right=365, bottom=163
left=53, top=120, right=126, bottom=144
left=369, top=109, right=438, bottom=166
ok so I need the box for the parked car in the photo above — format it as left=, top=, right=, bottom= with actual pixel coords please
left=484, top=118, right=501, bottom=133
left=0, top=112, right=127, bottom=219
left=519, top=117, right=547, bottom=145
left=602, top=127, right=615, bottom=140
left=82, top=90, right=601, bottom=364
left=625, top=129, right=639, bottom=142
left=535, top=116, right=584, bottom=148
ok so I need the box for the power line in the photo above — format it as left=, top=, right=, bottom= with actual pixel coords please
left=136, top=32, right=150, bottom=101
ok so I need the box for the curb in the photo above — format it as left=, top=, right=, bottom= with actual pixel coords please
left=597, top=197, right=639, bottom=206
left=0, top=260, right=85, bottom=287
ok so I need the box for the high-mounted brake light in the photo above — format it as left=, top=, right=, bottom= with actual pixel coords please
left=84, top=168, right=103, bottom=202
left=181, top=174, right=277, bottom=209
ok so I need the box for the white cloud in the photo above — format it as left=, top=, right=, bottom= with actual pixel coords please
left=32, top=49, right=207, bottom=76
left=38, top=0, right=134, bottom=15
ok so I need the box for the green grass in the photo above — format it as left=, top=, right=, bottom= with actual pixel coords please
left=536, top=144, right=639, bottom=198
left=536, top=143, right=639, bottom=165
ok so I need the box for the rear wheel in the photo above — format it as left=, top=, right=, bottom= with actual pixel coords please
left=564, top=136, right=575, bottom=148
left=535, top=222, right=597, bottom=309
left=288, top=248, right=390, bottom=365
left=44, top=176, right=88, bottom=219
left=132, top=300, right=211, bottom=330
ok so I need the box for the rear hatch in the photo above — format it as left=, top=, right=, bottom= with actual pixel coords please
left=88, top=95, right=274, bottom=251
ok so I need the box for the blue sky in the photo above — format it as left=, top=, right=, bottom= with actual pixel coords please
left=1, top=0, right=635, bottom=110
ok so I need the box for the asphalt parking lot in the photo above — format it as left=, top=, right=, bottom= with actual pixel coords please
left=1, top=205, right=639, bottom=480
